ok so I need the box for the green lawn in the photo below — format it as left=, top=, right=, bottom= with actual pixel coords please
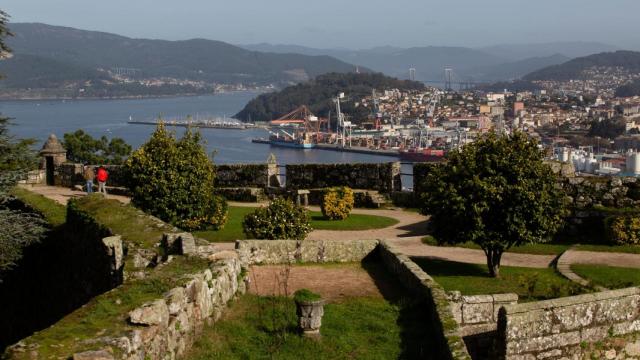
left=420, top=236, right=571, bottom=255
left=412, top=258, right=586, bottom=301
left=421, top=236, right=640, bottom=256
left=195, top=206, right=398, bottom=242
left=72, top=194, right=176, bottom=249
left=11, top=187, right=66, bottom=227
left=570, top=264, right=640, bottom=289
left=185, top=294, right=429, bottom=360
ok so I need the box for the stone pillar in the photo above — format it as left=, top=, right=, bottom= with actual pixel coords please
left=295, top=299, right=325, bottom=337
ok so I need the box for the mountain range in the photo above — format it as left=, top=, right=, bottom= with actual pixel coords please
left=0, top=23, right=360, bottom=89
left=0, top=22, right=632, bottom=99
left=242, top=41, right=620, bottom=83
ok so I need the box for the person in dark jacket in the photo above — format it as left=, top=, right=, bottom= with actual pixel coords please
left=96, top=166, right=109, bottom=195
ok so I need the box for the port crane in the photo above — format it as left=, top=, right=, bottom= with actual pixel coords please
left=333, top=93, right=352, bottom=148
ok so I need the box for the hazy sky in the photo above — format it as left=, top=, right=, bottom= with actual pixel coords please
left=2, top=0, right=639, bottom=49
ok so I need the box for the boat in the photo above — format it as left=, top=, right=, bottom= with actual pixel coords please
left=399, top=148, right=445, bottom=162
left=266, top=105, right=326, bottom=150
left=269, top=134, right=315, bottom=149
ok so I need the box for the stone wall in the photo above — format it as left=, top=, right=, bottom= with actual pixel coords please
left=498, top=287, right=640, bottom=359
left=377, top=242, right=472, bottom=360
left=236, top=239, right=379, bottom=265
left=54, top=163, right=128, bottom=188
left=448, top=292, right=519, bottom=337
left=88, top=254, right=246, bottom=360
left=285, top=162, right=401, bottom=193
left=215, top=163, right=279, bottom=188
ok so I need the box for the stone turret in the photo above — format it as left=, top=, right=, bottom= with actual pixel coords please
left=40, top=134, right=67, bottom=185
left=39, top=134, right=67, bottom=167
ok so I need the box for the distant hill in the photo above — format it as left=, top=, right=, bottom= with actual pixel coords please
left=241, top=43, right=580, bottom=83
left=479, top=41, right=620, bottom=61
left=465, top=54, right=570, bottom=82
left=234, top=72, right=424, bottom=123
left=3, top=23, right=361, bottom=88
left=524, top=51, right=640, bottom=81
left=0, top=54, right=108, bottom=88
left=616, top=80, right=640, bottom=97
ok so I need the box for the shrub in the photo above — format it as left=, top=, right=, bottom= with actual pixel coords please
left=321, top=187, right=354, bottom=220
left=606, top=216, right=640, bottom=245
left=124, top=124, right=227, bottom=231
left=242, top=198, right=311, bottom=240
left=293, top=289, right=321, bottom=303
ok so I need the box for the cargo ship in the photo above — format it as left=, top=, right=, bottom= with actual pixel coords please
left=399, top=148, right=445, bottom=162
left=269, top=133, right=315, bottom=149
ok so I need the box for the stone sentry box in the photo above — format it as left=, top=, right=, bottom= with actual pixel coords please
left=498, top=287, right=640, bottom=359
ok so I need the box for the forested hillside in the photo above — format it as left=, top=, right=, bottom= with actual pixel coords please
left=234, top=72, right=424, bottom=123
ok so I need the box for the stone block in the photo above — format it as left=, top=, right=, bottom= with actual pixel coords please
left=506, top=331, right=580, bottom=354
left=552, top=302, right=597, bottom=330
left=72, top=350, right=114, bottom=360
left=129, top=299, right=169, bottom=326
left=165, top=287, right=187, bottom=316
left=462, top=302, right=494, bottom=325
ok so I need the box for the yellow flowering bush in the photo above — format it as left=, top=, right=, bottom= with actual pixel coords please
left=321, top=187, right=354, bottom=220
left=607, top=216, right=640, bottom=245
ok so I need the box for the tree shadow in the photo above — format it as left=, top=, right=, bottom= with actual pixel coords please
left=395, top=219, right=430, bottom=238
left=361, top=253, right=443, bottom=359
left=410, top=257, right=489, bottom=277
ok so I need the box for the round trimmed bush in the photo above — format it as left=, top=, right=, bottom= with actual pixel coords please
left=321, top=187, right=354, bottom=220
left=607, top=216, right=640, bottom=245
left=242, top=197, right=311, bottom=240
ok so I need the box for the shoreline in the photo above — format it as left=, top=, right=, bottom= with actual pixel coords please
left=0, top=90, right=266, bottom=102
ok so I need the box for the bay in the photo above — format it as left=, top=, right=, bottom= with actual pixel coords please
left=0, top=93, right=398, bottom=165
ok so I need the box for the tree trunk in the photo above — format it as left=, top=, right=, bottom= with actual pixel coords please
left=486, top=249, right=503, bottom=278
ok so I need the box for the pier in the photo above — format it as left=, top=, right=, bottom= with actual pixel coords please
left=251, top=138, right=400, bottom=158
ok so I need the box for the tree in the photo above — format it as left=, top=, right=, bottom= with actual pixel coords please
left=0, top=10, right=46, bottom=277
left=62, top=130, right=131, bottom=165
left=419, top=132, right=565, bottom=277
left=588, top=117, right=626, bottom=139
left=124, top=123, right=227, bottom=231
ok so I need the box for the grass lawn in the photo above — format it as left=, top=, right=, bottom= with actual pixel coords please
left=11, top=187, right=66, bottom=227
left=420, top=236, right=571, bottom=255
left=570, top=264, right=640, bottom=289
left=195, top=206, right=398, bottom=242
left=185, top=294, right=429, bottom=360
left=73, top=194, right=176, bottom=249
left=412, top=258, right=586, bottom=301
left=573, top=244, right=640, bottom=254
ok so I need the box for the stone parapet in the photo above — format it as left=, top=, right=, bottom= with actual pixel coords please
left=235, top=239, right=379, bottom=265
left=285, top=162, right=401, bottom=193
left=499, top=287, right=640, bottom=359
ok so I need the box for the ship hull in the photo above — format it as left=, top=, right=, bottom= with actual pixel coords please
left=269, top=140, right=315, bottom=149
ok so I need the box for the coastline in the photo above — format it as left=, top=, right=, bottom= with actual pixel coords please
left=0, top=89, right=267, bottom=102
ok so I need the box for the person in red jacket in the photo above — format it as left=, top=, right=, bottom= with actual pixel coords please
left=96, top=166, right=109, bottom=195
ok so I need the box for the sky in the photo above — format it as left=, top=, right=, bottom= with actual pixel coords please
left=2, top=0, right=639, bottom=49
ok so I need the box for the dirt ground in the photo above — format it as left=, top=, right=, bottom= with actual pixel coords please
left=247, top=263, right=399, bottom=302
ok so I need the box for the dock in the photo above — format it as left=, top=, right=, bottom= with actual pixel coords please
left=128, top=121, right=265, bottom=130
left=251, top=138, right=400, bottom=158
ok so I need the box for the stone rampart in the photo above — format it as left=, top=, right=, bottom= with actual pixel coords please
left=235, top=239, right=379, bottom=265
left=498, top=287, right=640, bottom=359
left=285, top=162, right=401, bottom=193
left=378, top=242, right=472, bottom=360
